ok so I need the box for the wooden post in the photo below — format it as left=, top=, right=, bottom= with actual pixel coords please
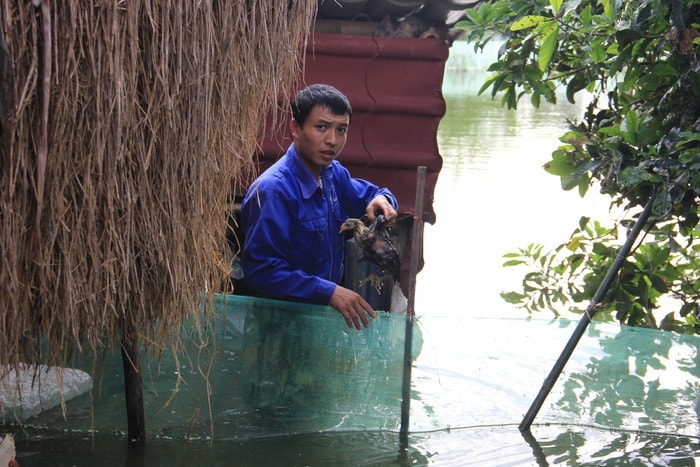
left=121, top=322, right=146, bottom=445
left=400, top=166, right=426, bottom=445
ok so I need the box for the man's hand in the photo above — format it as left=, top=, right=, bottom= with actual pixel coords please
left=329, top=285, right=377, bottom=330
left=366, top=195, right=397, bottom=224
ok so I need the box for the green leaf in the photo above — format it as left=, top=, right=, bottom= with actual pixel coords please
left=561, top=160, right=599, bottom=192
left=624, top=110, right=639, bottom=145
left=652, top=191, right=673, bottom=217
left=680, top=303, right=696, bottom=317
left=543, top=151, right=575, bottom=177
left=636, top=117, right=662, bottom=147
left=678, top=131, right=700, bottom=145
left=549, top=0, right=563, bottom=14
left=511, top=15, right=547, bottom=31
left=610, top=45, right=632, bottom=75
left=565, top=75, right=588, bottom=104
left=559, top=131, right=587, bottom=146
left=590, top=40, right=607, bottom=63
left=581, top=4, right=592, bottom=26
left=504, top=85, right=517, bottom=109
left=597, top=127, right=626, bottom=138
left=490, top=74, right=508, bottom=98
left=651, top=63, right=678, bottom=76
left=539, top=23, right=559, bottom=71
left=602, top=0, right=615, bottom=21
left=619, top=166, right=662, bottom=185
left=615, top=29, right=642, bottom=49
left=478, top=73, right=502, bottom=96
left=525, top=67, right=555, bottom=103
left=561, top=171, right=582, bottom=191
left=500, top=291, right=527, bottom=304
left=649, top=275, right=669, bottom=294
left=577, top=218, right=590, bottom=232
left=577, top=172, right=590, bottom=197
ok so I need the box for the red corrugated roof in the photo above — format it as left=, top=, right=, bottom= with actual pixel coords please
left=258, top=33, right=448, bottom=224
left=317, top=0, right=480, bottom=25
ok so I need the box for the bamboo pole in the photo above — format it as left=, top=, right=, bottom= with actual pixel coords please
left=400, top=166, right=426, bottom=444
left=519, top=193, right=656, bottom=432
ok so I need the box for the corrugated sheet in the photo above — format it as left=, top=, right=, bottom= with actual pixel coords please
left=317, top=0, right=481, bottom=25
left=258, top=33, right=448, bottom=224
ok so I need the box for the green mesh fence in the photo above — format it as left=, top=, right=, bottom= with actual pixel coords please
left=1, top=294, right=420, bottom=439
left=409, top=315, right=700, bottom=438
left=2, top=295, right=698, bottom=445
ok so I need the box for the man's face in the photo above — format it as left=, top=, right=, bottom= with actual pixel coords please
left=290, top=104, right=350, bottom=177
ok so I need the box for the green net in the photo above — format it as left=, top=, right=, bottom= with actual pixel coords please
left=2, top=295, right=698, bottom=445
left=213, top=294, right=420, bottom=437
left=1, top=294, right=420, bottom=439
left=409, top=315, right=700, bottom=437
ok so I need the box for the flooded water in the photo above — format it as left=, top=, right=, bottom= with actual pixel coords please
left=5, top=41, right=700, bottom=466
left=416, top=39, right=615, bottom=320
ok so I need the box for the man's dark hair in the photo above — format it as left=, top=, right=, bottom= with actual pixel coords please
left=291, top=83, right=352, bottom=127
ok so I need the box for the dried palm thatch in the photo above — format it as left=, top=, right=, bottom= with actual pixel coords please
left=0, top=2, right=317, bottom=369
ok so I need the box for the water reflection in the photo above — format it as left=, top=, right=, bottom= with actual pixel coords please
left=555, top=324, right=700, bottom=433
left=410, top=316, right=700, bottom=433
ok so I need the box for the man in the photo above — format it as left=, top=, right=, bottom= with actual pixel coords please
left=241, top=84, right=398, bottom=330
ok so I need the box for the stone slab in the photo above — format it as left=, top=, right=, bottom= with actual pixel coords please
left=0, top=365, right=92, bottom=422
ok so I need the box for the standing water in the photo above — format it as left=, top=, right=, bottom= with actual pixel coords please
left=417, top=39, right=615, bottom=319
left=4, top=40, right=700, bottom=466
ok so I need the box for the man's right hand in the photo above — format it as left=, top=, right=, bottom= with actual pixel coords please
left=329, top=285, right=377, bottom=330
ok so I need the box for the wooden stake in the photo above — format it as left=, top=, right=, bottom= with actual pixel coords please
left=121, top=323, right=146, bottom=445
left=400, top=166, right=426, bottom=445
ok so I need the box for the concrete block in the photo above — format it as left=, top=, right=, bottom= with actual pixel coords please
left=0, top=365, right=92, bottom=422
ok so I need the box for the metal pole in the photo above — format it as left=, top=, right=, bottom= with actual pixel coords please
left=519, top=193, right=656, bottom=432
left=400, top=166, right=426, bottom=444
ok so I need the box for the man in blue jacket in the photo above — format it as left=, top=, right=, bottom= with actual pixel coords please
left=241, top=84, right=398, bottom=330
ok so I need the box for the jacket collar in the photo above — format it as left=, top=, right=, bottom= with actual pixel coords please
left=288, top=144, right=325, bottom=200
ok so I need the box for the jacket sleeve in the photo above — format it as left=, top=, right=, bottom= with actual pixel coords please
left=336, top=165, right=398, bottom=216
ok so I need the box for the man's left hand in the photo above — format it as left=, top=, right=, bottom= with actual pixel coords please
left=367, top=196, right=397, bottom=223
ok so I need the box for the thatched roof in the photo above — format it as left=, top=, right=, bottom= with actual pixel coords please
left=0, top=2, right=317, bottom=367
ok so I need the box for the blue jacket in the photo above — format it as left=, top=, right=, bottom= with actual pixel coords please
left=241, top=144, right=398, bottom=304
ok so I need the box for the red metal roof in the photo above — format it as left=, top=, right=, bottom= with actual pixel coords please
left=258, top=33, right=448, bottom=224
left=317, top=0, right=481, bottom=25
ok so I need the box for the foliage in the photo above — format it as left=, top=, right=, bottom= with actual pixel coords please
left=457, top=0, right=700, bottom=333
left=501, top=216, right=700, bottom=333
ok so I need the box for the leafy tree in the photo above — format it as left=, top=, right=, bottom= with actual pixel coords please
left=457, top=0, right=700, bottom=334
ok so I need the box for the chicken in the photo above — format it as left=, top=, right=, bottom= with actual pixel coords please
left=339, top=215, right=400, bottom=292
